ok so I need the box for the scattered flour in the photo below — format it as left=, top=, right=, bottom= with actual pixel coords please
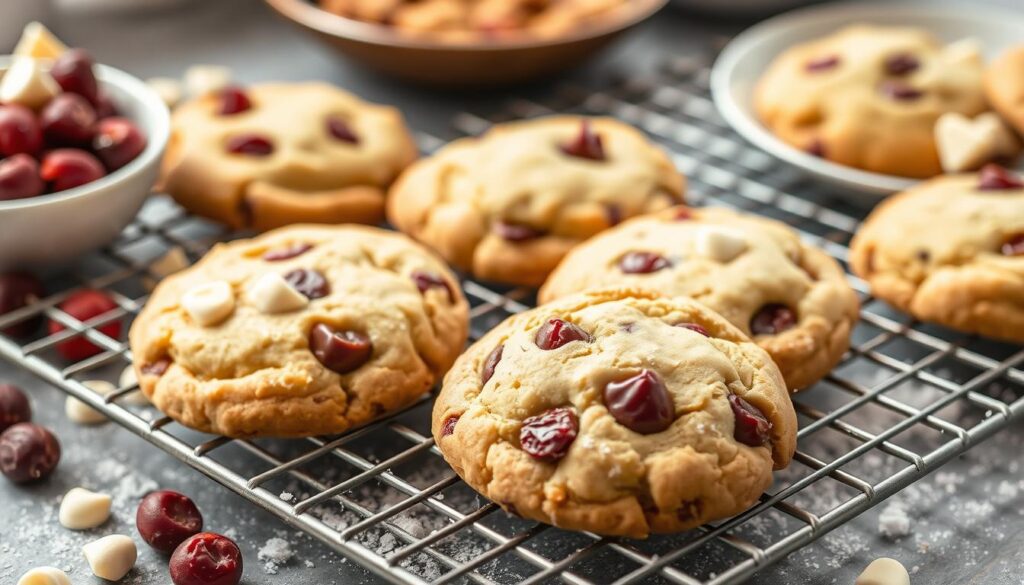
left=878, top=503, right=911, bottom=539
left=257, top=537, right=294, bottom=575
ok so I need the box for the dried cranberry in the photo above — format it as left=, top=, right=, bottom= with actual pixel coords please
left=0, top=154, right=45, bottom=201
left=40, top=149, right=106, bottom=192
left=806, top=138, right=826, bottom=157
left=0, top=104, right=43, bottom=156
left=884, top=53, right=920, bottom=76
left=216, top=86, right=251, bottom=116
left=879, top=80, right=923, bottom=101
left=48, top=289, right=121, bottom=361
left=750, top=304, right=797, bottom=336
left=618, top=251, right=671, bottom=274
left=262, top=243, right=313, bottom=261
left=137, top=490, right=204, bottom=553
left=411, top=270, right=453, bottom=302
left=93, top=117, right=147, bottom=171
left=559, top=120, right=605, bottom=161
left=493, top=221, right=544, bottom=242
left=169, top=532, right=243, bottom=585
left=481, top=344, right=503, bottom=384
left=225, top=133, right=273, bottom=156
left=40, top=93, right=98, bottom=146
left=326, top=116, right=360, bottom=144
left=141, top=358, right=172, bottom=376
left=519, top=407, right=578, bottom=460
left=977, top=164, right=1024, bottom=191
left=283, top=268, right=329, bottom=299
left=0, top=384, right=31, bottom=433
left=672, top=207, right=693, bottom=221
left=535, top=318, right=591, bottom=350
left=603, top=370, right=674, bottom=434
left=728, top=394, right=771, bottom=447
left=0, top=272, right=44, bottom=337
left=441, top=415, right=459, bottom=437
left=805, top=55, right=840, bottom=72
left=50, top=49, right=100, bottom=106
left=606, top=204, right=622, bottom=226
left=0, top=422, right=60, bottom=483
left=309, top=323, right=372, bottom=374
left=675, top=322, right=710, bottom=337
left=1001, top=234, right=1024, bottom=256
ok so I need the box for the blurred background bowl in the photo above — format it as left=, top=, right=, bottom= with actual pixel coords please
left=671, top=0, right=818, bottom=18
left=264, top=0, right=669, bottom=87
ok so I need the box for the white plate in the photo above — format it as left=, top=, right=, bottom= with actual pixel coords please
left=710, top=0, right=1024, bottom=199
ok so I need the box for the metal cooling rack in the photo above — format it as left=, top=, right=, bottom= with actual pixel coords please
left=2, top=56, right=1024, bottom=585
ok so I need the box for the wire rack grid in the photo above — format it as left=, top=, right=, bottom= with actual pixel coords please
left=2, top=56, right=1024, bottom=585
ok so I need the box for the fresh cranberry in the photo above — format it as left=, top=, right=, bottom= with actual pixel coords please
left=41, top=149, right=106, bottom=192
left=0, top=155, right=45, bottom=201
left=93, top=92, right=119, bottom=119
left=884, top=53, right=920, bottom=76
left=0, top=272, right=44, bottom=337
left=0, top=105, right=43, bottom=156
left=805, top=55, right=840, bottom=72
left=603, top=370, right=674, bottom=434
left=308, top=324, right=372, bottom=374
left=493, top=220, right=544, bottom=242
left=977, top=164, right=1024, bottom=191
left=0, top=384, right=31, bottom=433
left=169, top=532, right=243, bottom=585
left=750, top=304, right=797, bottom=336
left=481, top=344, right=504, bottom=384
left=0, top=423, right=60, bottom=484
left=559, top=120, right=605, bottom=161
left=535, top=318, right=591, bottom=350
left=262, top=243, right=312, bottom=261
left=137, top=490, right=204, bottom=553
left=48, top=289, right=121, bottom=361
left=1002, top=234, right=1024, bottom=256
left=728, top=394, right=771, bottom=447
left=879, top=80, right=923, bottom=101
left=283, top=268, right=329, bottom=299
left=40, top=93, right=98, bottom=146
left=50, top=49, right=100, bottom=106
left=326, top=116, right=359, bottom=144
left=618, top=251, right=670, bottom=274
left=215, top=86, right=251, bottom=116
left=806, top=138, right=826, bottom=157
left=93, top=117, right=147, bottom=171
left=441, top=415, right=459, bottom=437
left=675, top=322, right=710, bottom=337
left=519, top=407, right=578, bottom=460
left=225, top=134, right=273, bottom=156
left=411, top=270, right=453, bottom=302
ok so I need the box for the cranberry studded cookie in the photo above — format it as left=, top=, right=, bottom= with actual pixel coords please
left=755, top=26, right=986, bottom=178
left=387, top=116, right=685, bottom=286
left=850, top=165, right=1024, bottom=343
left=985, top=46, right=1024, bottom=136
left=129, top=225, right=469, bottom=438
left=433, top=289, right=797, bottom=537
left=160, top=83, right=417, bottom=232
left=540, top=207, right=860, bottom=391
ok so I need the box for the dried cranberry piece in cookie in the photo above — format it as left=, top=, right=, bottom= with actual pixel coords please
left=618, top=251, right=670, bottom=274
left=535, top=318, right=591, bottom=350
left=141, top=358, right=171, bottom=376
left=884, top=53, right=920, bottom=76
left=283, top=268, right=329, bottom=299
left=411, top=270, right=454, bottom=302
left=1002, top=234, right=1024, bottom=256
left=481, top=344, right=504, bottom=384
left=675, top=322, right=710, bottom=337
left=559, top=120, right=605, bottom=161
left=728, top=394, right=771, bottom=447
left=977, top=164, right=1024, bottom=191
left=326, top=116, right=360, bottom=144
left=519, top=407, right=578, bottom=460
left=225, top=133, right=273, bottom=156
left=672, top=207, right=693, bottom=221
left=309, top=324, right=372, bottom=374
left=750, top=304, right=797, bottom=336
left=879, top=80, right=924, bottom=101
left=805, top=54, right=841, bottom=72
left=603, top=370, right=674, bottom=434
left=262, top=243, right=313, bottom=261
left=216, top=86, right=251, bottom=116
left=806, top=138, right=826, bottom=158
left=440, top=415, right=459, bottom=437
left=493, top=220, right=544, bottom=242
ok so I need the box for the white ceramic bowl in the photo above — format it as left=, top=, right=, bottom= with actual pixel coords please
left=710, top=0, right=1024, bottom=199
left=0, top=57, right=170, bottom=270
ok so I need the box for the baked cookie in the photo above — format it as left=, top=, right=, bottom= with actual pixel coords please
left=755, top=25, right=987, bottom=178
left=160, top=82, right=417, bottom=232
left=433, top=288, right=797, bottom=537
left=129, top=224, right=469, bottom=438
left=540, top=207, right=860, bottom=391
left=985, top=45, right=1024, bottom=136
left=387, top=116, right=685, bottom=286
left=850, top=164, right=1024, bottom=342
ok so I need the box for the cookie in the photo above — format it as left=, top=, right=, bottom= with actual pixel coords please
left=433, top=288, right=797, bottom=538
left=540, top=207, right=860, bottom=391
left=159, top=82, right=417, bottom=232
left=755, top=26, right=987, bottom=178
left=387, top=116, right=685, bottom=286
left=129, top=224, right=469, bottom=438
left=985, top=45, right=1024, bottom=136
left=850, top=165, right=1024, bottom=342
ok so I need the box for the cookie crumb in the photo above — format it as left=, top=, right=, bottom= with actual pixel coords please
left=257, top=537, right=293, bottom=575
left=878, top=503, right=911, bottom=539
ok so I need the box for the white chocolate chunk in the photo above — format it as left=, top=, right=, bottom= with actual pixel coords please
left=12, top=22, right=68, bottom=60
left=183, top=64, right=232, bottom=98
left=82, top=535, right=137, bottom=582
left=694, top=227, right=747, bottom=262
left=17, top=567, right=71, bottom=585
left=248, top=272, right=309, bottom=314
left=935, top=112, right=1021, bottom=172
left=117, top=365, right=150, bottom=406
left=941, top=37, right=982, bottom=66
left=182, top=281, right=235, bottom=326
left=143, top=246, right=191, bottom=291
left=59, top=487, right=112, bottom=530
left=856, top=558, right=910, bottom=585
left=0, top=57, right=60, bottom=111
left=65, top=380, right=116, bottom=425
left=146, top=77, right=183, bottom=110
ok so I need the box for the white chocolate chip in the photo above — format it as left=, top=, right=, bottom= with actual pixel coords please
left=183, top=64, right=232, bottom=98
left=82, top=535, right=137, bottom=582
left=935, top=112, right=1021, bottom=172
left=247, top=272, right=309, bottom=314
left=146, top=77, right=183, bottom=110
left=117, top=365, right=150, bottom=406
left=12, top=22, right=68, bottom=60
left=65, top=380, right=116, bottom=425
left=0, top=57, right=60, bottom=111
left=59, top=487, right=112, bottom=530
left=182, top=281, right=235, bottom=327
left=143, top=246, right=191, bottom=291
left=942, top=37, right=982, bottom=66
left=856, top=558, right=910, bottom=585
left=694, top=227, right=748, bottom=262
left=17, top=567, right=71, bottom=585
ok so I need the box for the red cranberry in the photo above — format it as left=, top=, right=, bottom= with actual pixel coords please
left=618, top=251, right=671, bottom=274
left=216, top=86, right=251, bottom=116
left=884, top=53, right=920, bottom=76
left=879, top=80, right=923, bottom=101
left=493, top=220, right=544, bottom=242
left=675, top=322, right=710, bottom=337
left=977, top=164, right=1024, bottom=191
left=0, top=154, right=45, bottom=201
left=0, top=384, right=31, bottom=433
left=40, top=93, right=98, bottom=146
left=169, top=532, right=243, bottom=585
left=1001, top=234, right=1024, bottom=256
left=94, top=92, right=119, bottom=119
left=806, top=138, right=826, bottom=157
left=672, top=207, right=693, bottom=221
left=603, top=370, right=674, bottom=435
left=225, top=134, right=273, bottom=156
left=411, top=270, right=454, bottom=302
left=41, top=149, right=106, bottom=192
left=805, top=55, right=840, bottom=72
left=309, top=323, right=372, bottom=374
left=283, top=268, right=329, bottom=299
left=750, top=304, right=797, bottom=336
left=50, top=49, right=100, bottom=106
left=535, top=318, right=591, bottom=350
left=441, top=415, right=459, bottom=437
left=519, top=407, right=578, bottom=460
left=326, top=116, right=360, bottom=144
left=0, top=423, right=60, bottom=483
left=0, top=272, right=44, bottom=337
left=728, top=394, right=771, bottom=447
left=481, top=344, right=504, bottom=384
left=559, top=120, right=605, bottom=161
left=262, top=243, right=312, bottom=261
left=137, top=490, right=204, bottom=553
left=48, top=289, right=121, bottom=361
left=93, top=117, right=147, bottom=171
left=0, top=104, right=43, bottom=156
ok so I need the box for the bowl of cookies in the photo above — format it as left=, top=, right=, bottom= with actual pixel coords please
left=263, top=0, right=669, bottom=86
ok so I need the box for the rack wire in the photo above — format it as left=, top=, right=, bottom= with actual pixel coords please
left=2, top=56, right=1024, bottom=585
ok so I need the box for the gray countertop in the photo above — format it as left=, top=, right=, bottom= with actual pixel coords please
left=2, top=1, right=1023, bottom=584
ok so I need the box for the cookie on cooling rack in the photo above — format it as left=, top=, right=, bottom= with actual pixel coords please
left=540, top=206, right=860, bottom=391
left=386, top=116, right=686, bottom=287
left=985, top=45, right=1024, bottom=136
left=129, top=225, right=469, bottom=438
left=433, top=288, right=797, bottom=538
left=755, top=25, right=987, bottom=178
left=159, top=82, right=417, bottom=232
left=850, top=164, right=1024, bottom=342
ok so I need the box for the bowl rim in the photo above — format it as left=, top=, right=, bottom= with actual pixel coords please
left=0, top=56, right=171, bottom=211
left=264, top=0, right=669, bottom=51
